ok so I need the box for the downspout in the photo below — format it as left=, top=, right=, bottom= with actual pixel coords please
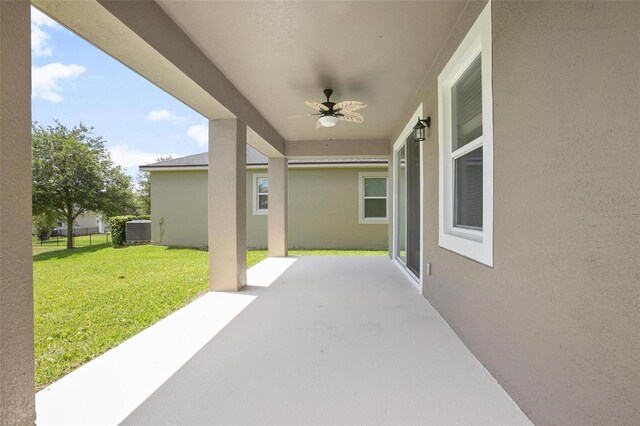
left=157, top=216, right=164, bottom=244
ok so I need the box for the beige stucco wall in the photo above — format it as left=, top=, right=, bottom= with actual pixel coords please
left=151, top=167, right=388, bottom=250
left=390, top=1, right=639, bottom=424
left=288, top=168, right=387, bottom=249
left=151, top=171, right=209, bottom=247
left=0, top=0, right=35, bottom=423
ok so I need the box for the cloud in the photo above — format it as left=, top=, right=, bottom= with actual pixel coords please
left=31, top=7, right=58, bottom=27
left=187, top=124, right=208, bottom=146
left=147, top=109, right=181, bottom=122
left=32, top=62, right=86, bottom=103
left=109, top=145, right=176, bottom=169
left=32, top=26, right=52, bottom=57
left=31, top=7, right=59, bottom=57
left=109, top=145, right=178, bottom=177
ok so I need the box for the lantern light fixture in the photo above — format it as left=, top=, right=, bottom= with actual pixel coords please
left=413, top=116, right=431, bottom=142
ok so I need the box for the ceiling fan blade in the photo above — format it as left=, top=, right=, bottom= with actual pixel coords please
left=338, top=110, right=364, bottom=119
left=286, top=113, right=321, bottom=119
left=334, top=101, right=367, bottom=112
left=315, top=119, right=322, bottom=129
left=337, top=111, right=364, bottom=123
left=337, top=116, right=364, bottom=124
left=305, top=100, right=329, bottom=112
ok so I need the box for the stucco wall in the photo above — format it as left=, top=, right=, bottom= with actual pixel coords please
left=390, top=1, right=639, bottom=424
left=0, top=0, right=35, bottom=422
left=151, top=167, right=388, bottom=250
left=288, top=168, right=388, bottom=249
left=151, top=171, right=209, bottom=247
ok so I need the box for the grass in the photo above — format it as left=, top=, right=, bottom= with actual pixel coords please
left=33, top=234, right=111, bottom=255
left=34, top=243, right=209, bottom=389
left=33, top=242, right=386, bottom=389
left=247, top=248, right=386, bottom=265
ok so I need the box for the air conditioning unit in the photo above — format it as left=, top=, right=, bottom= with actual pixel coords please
left=125, top=220, right=151, bottom=243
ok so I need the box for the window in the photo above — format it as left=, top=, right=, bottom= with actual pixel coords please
left=438, top=2, right=493, bottom=266
left=359, top=172, right=388, bottom=224
left=252, top=173, right=268, bottom=215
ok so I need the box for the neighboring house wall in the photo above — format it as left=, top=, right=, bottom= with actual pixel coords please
left=390, top=1, right=639, bottom=425
left=151, top=167, right=388, bottom=249
left=58, top=214, right=105, bottom=233
left=150, top=171, right=208, bottom=247
left=60, top=215, right=99, bottom=230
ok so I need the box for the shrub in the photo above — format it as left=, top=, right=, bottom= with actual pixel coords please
left=33, top=212, right=58, bottom=243
left=108, top=214, right=150, bottom=246
left=35, top=226, right=53, bottom=243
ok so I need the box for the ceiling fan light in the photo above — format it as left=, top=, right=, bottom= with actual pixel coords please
left=319, top=115, right=338, bottom=127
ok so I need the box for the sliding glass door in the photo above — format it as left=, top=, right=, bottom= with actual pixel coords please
left=395, top=133, right=421, bottom=278
left=396, top=146, right=406, bottom=263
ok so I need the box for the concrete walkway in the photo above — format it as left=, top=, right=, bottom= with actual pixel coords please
left=37, top=256, right=530, bottom=425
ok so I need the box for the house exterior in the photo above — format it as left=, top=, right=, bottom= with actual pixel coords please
left=1, top=1, right=638, bottom=425
left=140, top=147, right=388, bottom=249
left=55, top=213, right=106, bottom=236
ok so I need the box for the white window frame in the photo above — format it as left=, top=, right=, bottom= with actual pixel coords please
left=359, top=172, right=388, bottom=224
left=252, top=173, right=268, bottom=216
left=438, top=2, right=493, bottom=266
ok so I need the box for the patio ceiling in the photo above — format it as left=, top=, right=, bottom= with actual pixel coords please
left=33, top=0, right=467, bottom=155
left=157, top=1, right=467, bottom=141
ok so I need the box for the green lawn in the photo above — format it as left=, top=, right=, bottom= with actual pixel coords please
left=246, top=248, right=386, bottom=265
left=34, top=242, right=386, bottom=389
left=33, top=234, right=111, bottom=255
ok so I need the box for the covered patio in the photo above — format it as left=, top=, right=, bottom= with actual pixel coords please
left=36, top=256, right=528, bottom=425
left=1, top=0, right=636, bottom=423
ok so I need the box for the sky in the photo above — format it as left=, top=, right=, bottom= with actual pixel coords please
left=31, top=7, right=208, bottom=178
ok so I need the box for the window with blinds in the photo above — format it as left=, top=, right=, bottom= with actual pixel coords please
left=452, top=56, right=482, bottom=151
left=452, top=56, right=483, bottom=229
left=437, top=1, right=493, bottom=266
left=454, top=147, right=483, bottom=228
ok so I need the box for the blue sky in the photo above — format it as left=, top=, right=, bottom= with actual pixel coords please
left=31, top=7, right=208, bottom=177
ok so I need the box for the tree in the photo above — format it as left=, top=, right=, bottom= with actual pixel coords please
left=32, top=121, right=136, bottom=249
left=135, top=155, right=172, bottom=215
left=33, top=211, right=58, bottom=243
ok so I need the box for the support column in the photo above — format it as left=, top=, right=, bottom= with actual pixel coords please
left=208, top=119, right=247, bottom=291
left=267, top=157, right=288, bottom=257
left=0, top=0, right=35, bottom=423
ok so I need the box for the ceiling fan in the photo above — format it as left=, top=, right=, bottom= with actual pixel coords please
left=288, top=89, right=367, bottom=129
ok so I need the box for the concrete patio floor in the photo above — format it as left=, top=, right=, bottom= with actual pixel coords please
left=37, top=256, right=530, bottom=425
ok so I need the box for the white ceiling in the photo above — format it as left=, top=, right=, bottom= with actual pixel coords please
left=157, top=1, right=467, bottom=141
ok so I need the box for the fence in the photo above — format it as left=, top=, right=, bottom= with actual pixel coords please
left=43, top=227, right=110, bottom=247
